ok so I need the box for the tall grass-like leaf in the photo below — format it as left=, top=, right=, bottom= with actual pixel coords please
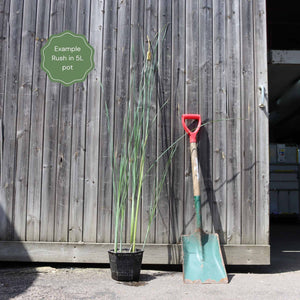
left=109, top=27, right=178, bottom=253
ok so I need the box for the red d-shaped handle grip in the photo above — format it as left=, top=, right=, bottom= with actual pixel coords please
left=181, top=114, right=201, bottom=143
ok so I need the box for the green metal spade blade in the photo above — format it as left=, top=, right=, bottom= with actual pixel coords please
left=182, top=232, right=228, bottom=283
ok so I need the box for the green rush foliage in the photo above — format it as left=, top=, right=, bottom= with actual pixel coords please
left=108, top=28, right=177, bottom=253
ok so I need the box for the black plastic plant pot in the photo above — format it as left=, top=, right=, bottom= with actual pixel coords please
left=108, top=249, right=144, bottom=282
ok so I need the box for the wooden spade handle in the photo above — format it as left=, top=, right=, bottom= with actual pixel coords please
left=190, top=142, right=202, bottom=230
left=190, top=142, right=200, bottom=197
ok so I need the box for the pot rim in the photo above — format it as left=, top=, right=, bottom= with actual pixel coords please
left=108, top=248, right=144, bottom=254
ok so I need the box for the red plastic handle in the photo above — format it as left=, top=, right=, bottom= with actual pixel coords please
left=181, top=114, right=201, bottom=143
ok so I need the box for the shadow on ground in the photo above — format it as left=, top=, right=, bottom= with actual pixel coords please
left=0, top=265, right=38, bottom=299
left=0, top=206, right=37, bottom=299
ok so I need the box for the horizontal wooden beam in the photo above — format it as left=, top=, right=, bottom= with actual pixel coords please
left=0, top=242, right=270, bottom=265
left=269, top=50, right=300, bottom=64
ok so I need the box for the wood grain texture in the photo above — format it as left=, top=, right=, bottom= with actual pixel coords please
left=14, top=0, right=37, bottom=241
left=225, top=0, right=241, bottom=245
left=83, top=0, right=104, bottom=243
left=97, top=0, right=118, bottom=243
left=253, top=0, right=269, bottom=245
left=27, top=0, right=50, bottom=241
left=53, top=0, right=77, bottom=243
left=170, top=0, right=185, bottom=243
left=69, top=0, right=90, bottom=243
left=0, top=0, right=10, bottom=155
left=0, top=241, right=270, bottom=265
left=40, top=0, right=64, bottom=241
left=0, top=0, right=270, bottom=262
left=0, top=0, right=24, bottom=240
left=199, top=0, right=213, bottom=235
left=212, top=0, right=227, bottom=244
left=0, top=0, right=10, bottom=238
left=241, top=0, right=256, bottom=244
left=156, top=0, right=172, bottom=244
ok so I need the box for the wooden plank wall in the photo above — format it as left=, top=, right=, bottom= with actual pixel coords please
left=0, top=0, right=269, bottom=248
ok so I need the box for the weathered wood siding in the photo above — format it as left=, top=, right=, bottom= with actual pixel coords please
left=0, top=0, right=269, bottom=264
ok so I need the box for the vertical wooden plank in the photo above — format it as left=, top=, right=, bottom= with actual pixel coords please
left=27, top=0, right=50, bottom=242
left=156, top=0, right=172, bottom=244
left=113, top=0, right=131, bottom=244
left=83, top=0, right=104, bottom=243
left=0, top=0, right=9, bottom=238
left=54, top=0, right=77, bottom=243
left=69, top=0, right=90, bottom=243
left=241, top=0, right=256, bottom=244
left=199, top=0, right=213, bottom=234
left=14, top=0, right=37, bottom=241
left=170, top=0, right=185, bottom=243
left=0, top=0, right=10, bottom=126
left=0, top=0, right=24, bottom=240
left=254, top=0, right=269, bottom=245
left=184, top=0, right=199, bottom=236
left=212, top=0, right=227, bottom=244
left=142, top=0, right=157, bottom=244
left=40, top=0, right=64, bottom=241
left=225, top=0, right=241, bottom=245
left=0, top=0, right=10, bottom=185
left=97, top=0, right=118, bottom=243
left=130, top=0, right=144, bottom=92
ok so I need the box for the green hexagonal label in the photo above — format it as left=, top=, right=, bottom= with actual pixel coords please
left=41, top=30, right=94, bottom=86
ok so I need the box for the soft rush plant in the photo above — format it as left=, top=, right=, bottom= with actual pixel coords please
left=109, top=31, right=176, bottom=253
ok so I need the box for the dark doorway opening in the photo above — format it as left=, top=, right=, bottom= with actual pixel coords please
left=267, top=0, right=300, bottom=272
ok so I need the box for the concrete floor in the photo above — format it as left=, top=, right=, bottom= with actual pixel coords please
left=0, top=222, right=300, bottom=300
